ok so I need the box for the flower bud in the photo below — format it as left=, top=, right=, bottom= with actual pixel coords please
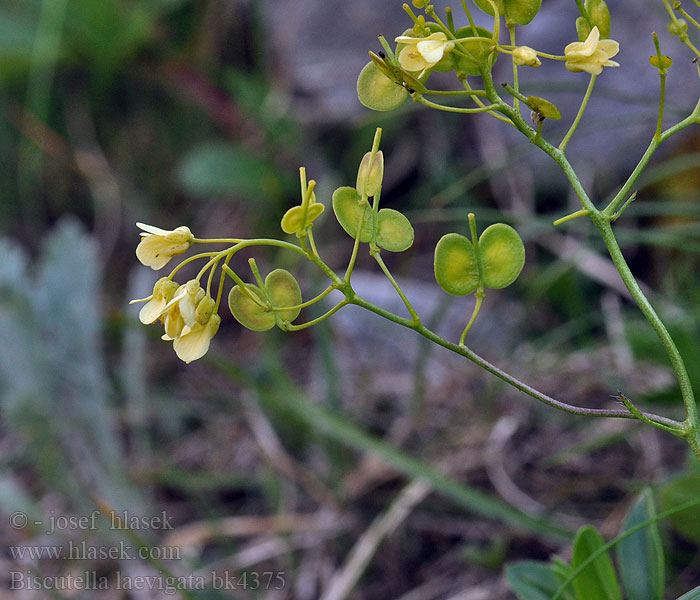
left=195, top=296, right=216, bottom=325
left=512, top=46, right=541, bottom=67
left=356, top=151, right=384, bottom=197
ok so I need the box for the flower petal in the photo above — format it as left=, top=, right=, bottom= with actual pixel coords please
left=136, top=222, right=170, bottom=236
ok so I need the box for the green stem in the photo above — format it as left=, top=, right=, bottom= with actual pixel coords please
left=593, top=220, right=700, bottom=451
left=559, top=74, right=597, bottom=152
left=270, top=285, right=336, bottom=312
left=416, top=96, right=501, bottom=114
left=459, top=290, right=484, bottom=346
left=508, top=25, right=521, bottom=117
left=283, top=299, right=349, bottom=331
left=373, top=252, right=421, bottom=325
left=603, top=99, right=700, bottom=217
left=347, top=291, right=683, bottom=429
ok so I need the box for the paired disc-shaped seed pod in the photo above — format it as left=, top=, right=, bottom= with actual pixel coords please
left=357, top=61, right=410, bottom=112
left=228, top=269, right=302, bottom=331
left=434, top=223, right=525, bottom=296
left=472, top=0, right=542, bottom=26
left=332, top=186, right=414, bottom=252
left=576, top=0, right=611, bottom=40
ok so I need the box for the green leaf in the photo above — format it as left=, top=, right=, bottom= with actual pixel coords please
left=376, top=209, right=414, bottom=252
left=434, top=233, right=479, bottom=296
left=659, top=473, right=700, bottom=543
left=616, top=488, right=664, bottom=600
left=506, top=562, right=561, bottom=600
left=479, top=223, right=526, bottom=289
left=357, top=61, right=409, bottom=112
left=571, top=525, right=622, bottom=600
left=332, top=186, right=374, bottom=242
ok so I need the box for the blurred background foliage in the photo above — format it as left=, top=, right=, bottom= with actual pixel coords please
left=2, top=0, right=700, bottom=598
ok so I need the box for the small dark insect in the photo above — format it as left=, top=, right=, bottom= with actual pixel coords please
left=378, top=50, right=386, bottom=59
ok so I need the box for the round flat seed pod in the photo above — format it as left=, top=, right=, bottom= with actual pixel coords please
left=265, top=269, right=302, bottom=324
left=478, top=223, right=525, bottom=289
left=376, top=209, right=414, bottom=252
left=228, top=285, right=276, bottom=331
left=434, top=233, right=480, bottom=296
left=332, top=186, right=375, bottom=242
left=357, top=61, right=409, bottom=112
left=281, top=203, right=324, bottom=235
left=504, top=0, right=542, bottom=25
left=454, top=26, right=497, bottom=76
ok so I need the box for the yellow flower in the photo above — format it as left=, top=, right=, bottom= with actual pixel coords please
left=173, top=314, right=221, bottom=363
left=564, top=26, right=619, bottom=75
left=161, top=279, right=206, bottom=339
left=135, top=223, right=194, bottom=270
left=395, top=32, right=454, bottom=74
left=512, top=46, right=541, bottom=67
left=129, top=277, right=180, bottom=324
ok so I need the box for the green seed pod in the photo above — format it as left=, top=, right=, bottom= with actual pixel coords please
left=281, top=202, right=325, bottom=235
left=434, top=233, right=480, bottom=296
left=332, top=186, right=375, bottom=242
left=478, top=224, right=525, bottom=289
left=357, top=61, right=409, bottom=112
left=228, top=285, right=274, bottom=331
left=434, top=221, right=525, bottom=296
left=649, top=55, right=673, bottom=69
left=453, top=25, right=497, bottom=76
left=576, top=16, right=592, bottom=42
left=504, top=0, right=542, bottom=26
left=585, top=0, right=611, bottom=39
left=526, top=96, right=562, bottom=120
left=668, top=19, right=688, bottom=36
left=376, top=209, right=414, bottom=253
left=472, top=0, right=541, bottom=26
left=228, top=269, right=302, bottom=332
left=266, top=269, right=302, bottom=324
left=356, top=151, right=384, bottom=197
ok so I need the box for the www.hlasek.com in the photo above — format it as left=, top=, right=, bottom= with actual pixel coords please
left=10, top=570, right=287, bottom=593
left=10, top=541, right=181, bottom=562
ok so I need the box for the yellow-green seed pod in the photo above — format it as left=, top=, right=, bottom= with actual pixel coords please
left=194, top=296, right=216, bottom=325
left=478, top=224, right=525, bottom=289
left=228, top=285, right=275, bottom=331
left=376, top=209, right=414, bottom=253
left=576, top=16, right=592, bottom=42
left=228, top=269, right=302, bottom=331
left=668, top=19, right=688, bottom=36
left=526, top=96, right=562, bottom=120
left=265, top=269, right=302, bottom=325
left=356, top=151, right=384, bottom=197
left=332, top=186, right=375, bottom=242
left=504, top=0, right=542, bottom=26
left=281, top=203, right=325, bottom=235
left=434, top=233, right=480, bottom=296
left=453, top=26, right=497, bottom=76
left=585, top=0, right=611, bottom=39
left=357, top=61, right=409, bottom=112
left=649, top=55, right=673, bottom=69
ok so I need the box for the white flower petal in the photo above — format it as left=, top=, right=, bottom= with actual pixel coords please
left=139, top=298, right=167, bottom=324
left=136, top=222, right=170, bottom=236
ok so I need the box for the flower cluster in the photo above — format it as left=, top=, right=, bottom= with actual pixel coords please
left=131, top=225, right=220, bottom=363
